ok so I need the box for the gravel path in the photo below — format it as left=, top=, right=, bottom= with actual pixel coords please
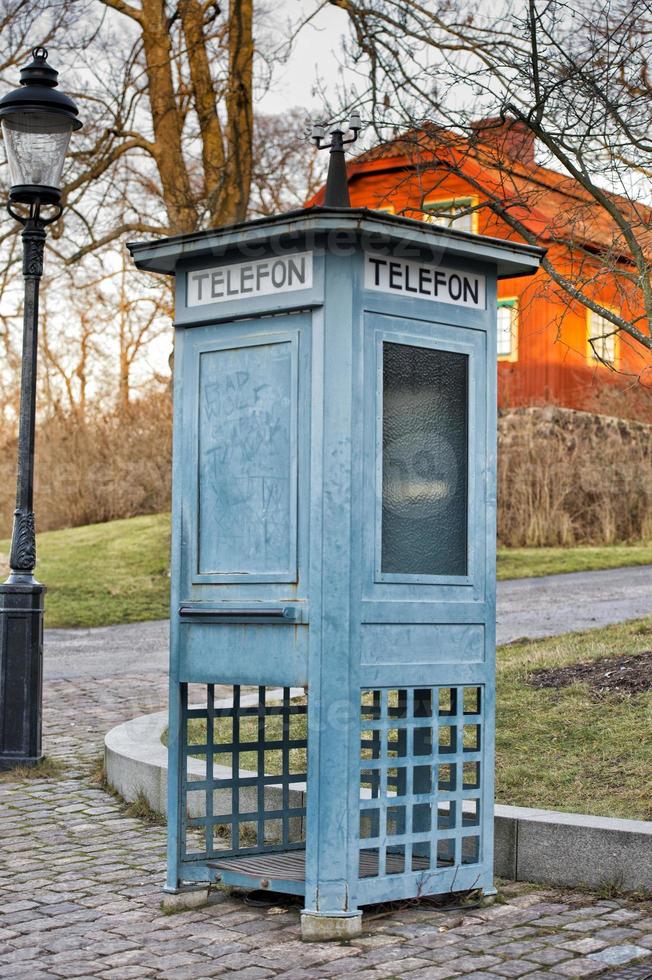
left=43, top=565, right=652, bottom=679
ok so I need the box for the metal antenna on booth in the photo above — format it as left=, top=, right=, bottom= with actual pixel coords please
left=311, top=112, right=362, bottom=207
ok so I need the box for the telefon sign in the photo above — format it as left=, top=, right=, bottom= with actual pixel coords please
left=365, top=252, right=486, bottom=309
left=187, top=251, right=313, bottom=306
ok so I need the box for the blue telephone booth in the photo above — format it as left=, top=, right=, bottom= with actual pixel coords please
left=129, top=208, right=542, bottom=939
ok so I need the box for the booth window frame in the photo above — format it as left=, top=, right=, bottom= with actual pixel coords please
left=365, top=314, right=485, bottom=589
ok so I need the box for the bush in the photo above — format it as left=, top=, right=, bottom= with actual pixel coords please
left=498, top=406, right=652, bottom=546
left=0, top=393, right=172, bottom=537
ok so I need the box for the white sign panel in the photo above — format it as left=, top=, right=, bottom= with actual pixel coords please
left=364, top=252, right=486, bottom=309
left=187, top=251, right=313, bottom=307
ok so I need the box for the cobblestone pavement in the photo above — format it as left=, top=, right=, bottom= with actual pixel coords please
left=1, top=673, right=651, bottom=979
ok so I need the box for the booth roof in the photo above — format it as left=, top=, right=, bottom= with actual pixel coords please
left=127, top=205, right=544, bottom=280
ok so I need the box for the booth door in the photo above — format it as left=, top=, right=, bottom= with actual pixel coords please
left=175, top=311, right=311, bottom=687
left=356, top=309, right=495, bottom=901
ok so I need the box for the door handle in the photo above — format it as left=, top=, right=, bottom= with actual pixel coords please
left=179, top=605, right=299, bottom=622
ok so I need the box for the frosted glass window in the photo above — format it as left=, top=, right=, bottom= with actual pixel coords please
left=381, top=342, right=468, bottom=576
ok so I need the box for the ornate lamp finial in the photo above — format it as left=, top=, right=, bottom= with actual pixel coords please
left=312, top=112, right=362, bottom=208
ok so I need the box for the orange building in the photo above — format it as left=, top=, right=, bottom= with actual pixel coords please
left=308, top=119, right=652, bottom=419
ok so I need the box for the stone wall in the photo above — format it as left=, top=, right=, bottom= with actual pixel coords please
left=498, top=406, right=652, bottom=546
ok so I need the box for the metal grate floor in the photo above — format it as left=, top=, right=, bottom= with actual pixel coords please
left=209, top=847, right=430, bottom=882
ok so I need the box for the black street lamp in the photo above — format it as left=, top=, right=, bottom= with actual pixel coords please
left=0, top=48, right=81, bottom=770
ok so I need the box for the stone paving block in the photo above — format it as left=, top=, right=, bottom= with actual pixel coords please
left=559, top=939, right=608, bottom=954
left=98, top=967, right=155, bottom=979
left=592, top=927, right=645, bottom=942
left=534, top=916, right=577, bottom=928
left=491, top=961, right=540, bottom=977
left=457, top=972, right=504, bottom=980
left=602, top=909, right=643, bottom=923
left=554, top=957, right=608, bottom=976
left=318, top=956, right=374, bottom=976
left=0, top=946, right=41, bottom=965
left=99, top=949, right=150, bottom=969
left=490, top=942, right=546, bottom=958
left=456, top=936, right=508, bottom=952
left=527, top=948, right=575, bottom=966
left=410, top=968, right=463, bottom=980
left=0, top=900, right=39, bottom=914
left=260, top=970, right=318, bottom=980
left=0, top=972, right=57, bottom=980
left=439, top=953, right=501, bottom=972
left=154, top=965, right=221, bottom=980
left=517, top=973, right=572, bottom=980
left=587, top=944, right=651, bottom=966
left=223, top=969, right=276, bottom=978
left=355, top=934, right=401, bottom=949
left=562, top=919, right=611, bottom=934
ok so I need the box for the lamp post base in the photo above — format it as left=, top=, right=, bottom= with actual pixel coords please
left=0, top=580, right=45, bottom=771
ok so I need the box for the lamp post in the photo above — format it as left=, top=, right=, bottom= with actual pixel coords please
left=0, top=48, right=81, bottom=770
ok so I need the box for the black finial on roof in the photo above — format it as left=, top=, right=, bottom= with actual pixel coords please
left=311, top=112, right=362, bottom=207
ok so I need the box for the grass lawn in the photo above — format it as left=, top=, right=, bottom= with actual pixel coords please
left=173, top=617, right=652, bottom=821
left=496, top=543, right=652, bottom=580
left=0, top=513, right=171, bottom=629
left=496, top=617, right=652, bottom=820
left=2, top=511, right=652, bottom=628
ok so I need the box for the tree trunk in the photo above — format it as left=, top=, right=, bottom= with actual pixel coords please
left=223, top=0, right=254, bottom=225
left=141, top=0, right=198, bottom=233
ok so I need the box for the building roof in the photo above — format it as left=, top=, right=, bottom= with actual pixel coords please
left=308, top=122, right=652, bottom=259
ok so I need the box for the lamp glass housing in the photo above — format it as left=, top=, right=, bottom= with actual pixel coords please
left=1, top=110, right=72, bottom=192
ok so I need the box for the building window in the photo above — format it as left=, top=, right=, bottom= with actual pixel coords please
left=587, top=310, right=616, bottom=365
left=422, top=197, right=477, bottom=233
left=497, top=299, right=518, bottom=360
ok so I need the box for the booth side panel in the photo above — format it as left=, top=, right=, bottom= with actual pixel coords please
left=481, top=271, right=498, bottom=896
left=167, top=326, right=188, bottom=892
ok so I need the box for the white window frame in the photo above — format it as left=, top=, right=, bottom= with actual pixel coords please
left=587, top=309, right=618, bottom=366
left=497, top=298, right=518, bottom=361
left=422, top=196, right=478, bottom=234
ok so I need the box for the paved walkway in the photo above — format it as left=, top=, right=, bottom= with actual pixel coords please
left=1, top=670, right=652, bottom=977
left=43, top=565, right=652, bottom=679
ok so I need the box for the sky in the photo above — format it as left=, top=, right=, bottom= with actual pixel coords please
left=257, top=2, right=355, bottom=116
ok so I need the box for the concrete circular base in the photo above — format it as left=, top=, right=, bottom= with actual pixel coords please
left=104, top=687, right=307, bottom=821
left=300, top=910, right=362, bottom=941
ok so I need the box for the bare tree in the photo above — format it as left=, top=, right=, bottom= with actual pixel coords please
left=250, top=110, right=326, bottom=217
left=112, top=254, right=170, bottom=413
left=0, top=2, right=329, bottom=423
left=328, top=0, right=652, bottom=356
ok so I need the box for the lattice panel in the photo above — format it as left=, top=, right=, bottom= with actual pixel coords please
left=181, top=684, right=307, bottom=861
left=359, top=686, right=483, bottom=879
